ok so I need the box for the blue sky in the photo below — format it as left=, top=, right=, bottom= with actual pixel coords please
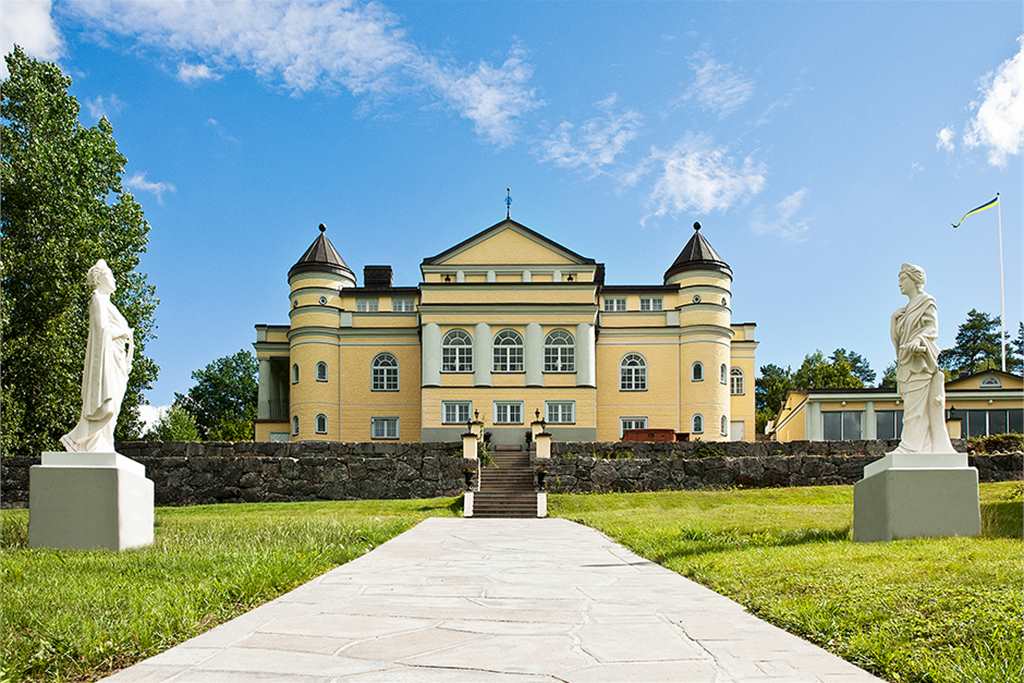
left=3, top=1, right=1022, bottom=416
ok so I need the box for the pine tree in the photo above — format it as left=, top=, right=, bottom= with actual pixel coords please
left=937, top=309, right=1003, bottom=376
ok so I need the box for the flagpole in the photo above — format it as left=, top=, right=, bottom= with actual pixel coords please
left=997, top=192, right=1006, bottom=372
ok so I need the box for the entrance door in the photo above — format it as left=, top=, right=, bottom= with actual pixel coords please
left=729, top=420, right=745, bottom=441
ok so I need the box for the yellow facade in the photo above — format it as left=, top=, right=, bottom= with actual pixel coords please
left=254, top=218, right=758, bottom=443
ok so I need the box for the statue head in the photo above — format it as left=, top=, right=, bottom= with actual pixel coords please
left=87, top=259, right=116, bottom=294
left=898, top=262, right=926, bottom=297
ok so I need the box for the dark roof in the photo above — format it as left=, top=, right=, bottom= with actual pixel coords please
left=601, top=284, right=679, bottom=292
left=421, top=218, right=595, bottom=266
left=347, top=286, right=419, bottom=294
left=664, top=222, right=731, bottom=282
left=288, top=224, right=355, bottom=280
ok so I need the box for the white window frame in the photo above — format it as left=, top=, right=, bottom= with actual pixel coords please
left=544, top=329, right=575, bottom=372
left=619, top=353, right=648, bottom=391
left=545, top=400, right=576, bottom=424
left=356, top=297, right=379, bottom=312
left=442, top=329, right=474, bottom=373
left=371, top=352, right=399, bottom=391
left=442, top=400, right=472, bottom=425
left=603, top=297, right=626, bottom=312
left=720, top=415, right=728, bottom=436
left=371, top=416, right=399, bottom=439
left=639, top=297, right=662, bottom=311
left=392, top=297, right=415, bottom=312
left=730, top=367, right=744, bottom=395
left=315, top=413, right=328, bottom=434
left=980, top=376, right=1002, bottom=388
left=620, top=416, right=648, bottom=437
left=692, top=414, right=704, bottom=434
left=291, top=363, right=300, bottom=384
left=720, top=363, right=728, bottom=385
left=316, top=361, right=328, bottom=382
left=291, top=415, right=299, bottom=435
left=492, top=329, right=524, bottom=373
left=494, top=400, right=524, bottom=425
left=691, top=361, right=704, bottom=382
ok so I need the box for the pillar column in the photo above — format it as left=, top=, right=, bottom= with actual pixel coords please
left=808, top=401, right=823, bottom=440
left=257, top=359, right=271, bottom=420
left=474, top=322, right=492, bottom=386
left=864, top=401, right=877, bottom=440
left=575, top=322, right=596, bottom=387
left=525, top=322, right=543, bottom=386
left=422, top=322, right=441, bottom=386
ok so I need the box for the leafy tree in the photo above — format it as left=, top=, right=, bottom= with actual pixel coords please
left=1, top=47, right=159, bottom=456
left=792, top=350, right=864, bottom=391
left=880, top=362, right=898, bottom=389
left=830, top=348, right=876, bottom=385
left=937, top=309, right=1004, bottom=376
left=175, top=350, right=258, bottom=441
left=145, top=405, right=200, bottom=441
left=755, top=364, right=793, bottom=434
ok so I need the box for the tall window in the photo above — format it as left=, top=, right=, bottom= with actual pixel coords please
left=692, top=414, right=704, bottom=434
left=545, top=401, right=576, bottom=424
left=640, top=297, right=662, bottom=311
left=291, top=363, right=299, bottom=384
left=876, top=410, right=904, bottom=440
left=720, top=363, right=728, bottom=384
left=371, top=353, right=399, bottom=391
left=357, top=297, right=378, bottom=312
left=730, top=367, right=744, bottom=395
left=371, top=416, right=399, bottom=439
left=544, top=330, right=575, bottom=372
left=316, top=361, right=328, bottom=382
left=620, top=417, right=648, bottom=437
left=291, top=415, right=299, bottom=435
left=493, top=329, right=524, bottom=372
left=442, top=401, right=472, bottom=425
left=442, top=329, right=473, bottom=372
left=604, top=297, right=626, bottom=312
left=494, top=401, right=524, bottom=424
left=315, top=413, right=327, bottom=434
left=619, top=353, right=647, bottom=391
left=691, top=362, right=704, bottom=382
left=720, top=415, right=728, bottom=436
left=823, top=411, right=863, bottom=440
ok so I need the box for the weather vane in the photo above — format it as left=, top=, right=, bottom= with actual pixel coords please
left=505, top=187, right=512, bottom=219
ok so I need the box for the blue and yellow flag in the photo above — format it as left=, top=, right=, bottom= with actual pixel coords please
left=952, top=194, right=999, bottom=228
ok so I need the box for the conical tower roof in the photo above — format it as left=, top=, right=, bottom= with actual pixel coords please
left=664, top=222, right=731, bottom=282
left=288, top=224, right=355, bottom=280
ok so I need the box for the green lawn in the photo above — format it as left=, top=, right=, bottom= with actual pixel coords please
left=549, top=482, right=1024, bottom=683
left=0, top=497, right=460, bottom=682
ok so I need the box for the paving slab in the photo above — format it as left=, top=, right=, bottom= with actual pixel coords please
left=106, top=518, right=881, bottom=682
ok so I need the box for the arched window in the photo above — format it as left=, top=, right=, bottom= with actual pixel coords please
left=691, top=361, right=704, bottom=382
left=291, top=415, right=299, bottom=435
left=316, top=361, right=328, bottom=382
left=730, top=367, right=744, bottom=395
left=493, top=329, right=524, bottom=372
left=692, top=414, right=704, bottom=434
left=315, top=413, right=328, bottom=434
left=619, top=353, right=647, bottom=391
left=291, top=363, right=300, bottom=384
left=372, top=352, right=399, bottom=391
left=544, top=329, right=575, bottom=372
left=720, top=363, right=728, bottom=384
left=720, top=415, right=728, bottom=436
left=442, top=329, right=473, bottom=372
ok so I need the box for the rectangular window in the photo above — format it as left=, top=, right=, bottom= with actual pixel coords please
left=639, top=297, right=662, bottom=311
left=494, top=401, right=524, bottom=425
left=603, top=297, right=626, bottom=312
left=442, top=401, right=472, bottom=425
left=357, top=297, right=379, bottom=312
left=620, top=417, right=648, bottom=437
left=545, top=401, right=575, bottom=424
left=966, top=410, right=988, bottom=437
left=493, top=346, right=524, bottom=372
left=988, top=409, right=1008, bottom=435
left=876, top=410, right=904, bottom=440
left=392, top=297, right=415, bottom=312
left=822, top=410, right=863, bottom=440
left=1009, top=409, right=1023, bottom=434
left=371, top=416, right=399, bottom=439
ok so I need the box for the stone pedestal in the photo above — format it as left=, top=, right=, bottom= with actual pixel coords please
left=853, top=452, right=980, bottom=542
left=29, top=452, right=154, bottom=551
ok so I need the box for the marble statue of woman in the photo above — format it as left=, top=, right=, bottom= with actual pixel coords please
left=887, top=263, right=955, bottom=454
left=60, top=260, right=134, bottom=453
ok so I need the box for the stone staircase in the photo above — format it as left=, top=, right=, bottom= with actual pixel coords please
left=473, top=446, right=537, bottom=518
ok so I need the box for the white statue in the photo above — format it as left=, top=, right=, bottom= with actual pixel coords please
left=60, top=260, right=134, bottom=453
left=887, top=263, right=955, bottom=454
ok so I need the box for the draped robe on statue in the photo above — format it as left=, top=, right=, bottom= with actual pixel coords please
left=60, top=292, right=133, bottom=453
left=889, top=293, right=955, bottom=454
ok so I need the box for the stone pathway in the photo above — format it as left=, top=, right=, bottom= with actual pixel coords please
left=107, top=519, right=880, bottom=682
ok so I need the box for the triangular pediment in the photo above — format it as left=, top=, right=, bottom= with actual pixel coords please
left=422, top=219, right=594, bottom=266
left=946, top=369, right=1023, bottom=390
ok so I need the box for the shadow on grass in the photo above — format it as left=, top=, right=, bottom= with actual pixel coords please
left=981, top=501, right=1023, bottom=539
left=651, top=526, right=850, bottom=563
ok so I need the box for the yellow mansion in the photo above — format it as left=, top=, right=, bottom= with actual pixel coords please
left=254, top=218, right=757, bottom=444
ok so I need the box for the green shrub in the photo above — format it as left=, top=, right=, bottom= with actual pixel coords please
left=968, top=433, right=1024, bottom=454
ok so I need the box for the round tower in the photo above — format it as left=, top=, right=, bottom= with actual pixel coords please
left=287, top=224, right=355, bottom=441
left=665, top=222, right=733, bottom=441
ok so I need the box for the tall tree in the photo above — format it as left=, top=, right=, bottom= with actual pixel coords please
left=755, top=364, right=793, bottom=434
left=145, top=405, right=200, bottom=442
left=937, top=309, right=1003, bottom=376
left=1, top=47, right=159, bottom=456
left=792, top=350, right=865, bottom=391
left=1009, top=322, right=1024, bottom=375
left=880, top=362, right=898, bottom=389
left=175, top=350, right=258, bottom=441
left=830, top=348, right=876, bottom=385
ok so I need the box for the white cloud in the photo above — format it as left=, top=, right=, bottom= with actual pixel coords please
left=138, top=404, right=170, bottom=433
left=177, top=61, right=220, bottom=84
left=962, top=35, right=1024, bottom=167
left=126, top=171, right=176, bottom=203
left=936, top=126, right=956, bottom=152
left=910, top=161, right=924, bottom=177
left=636, top=134, right=766, bottom=224
left=679, top=52, right=754, bottom=117
left=538, top=94, right=643, bottom=174
left=0, top=0, right=62, bottom=78
left=84, top=93, right=124, bottom=120
left=66, top=0, right=540, bottom=146
left=751, top=188, right=810, bottom=241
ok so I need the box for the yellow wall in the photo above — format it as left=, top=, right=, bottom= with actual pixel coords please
left=595, top=341, right=680, bottom=440
left=441, top=226, right=579, bottom=265
left=422, top=387, right=596, bottom=430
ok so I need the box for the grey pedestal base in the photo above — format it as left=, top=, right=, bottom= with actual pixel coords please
left=29, top=452, right=154, bottom=551
left=853, top=453, right=980, bottom=542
